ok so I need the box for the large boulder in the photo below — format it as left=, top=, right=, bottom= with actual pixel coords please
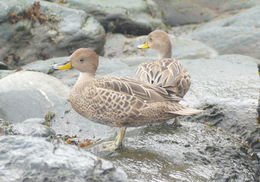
left=154, top=0, right=260, bottom=25
left=0, top=135, right=128, bottom=182
left=0, top=0, right=105, bottom=68
left=51, top=0, right=165, bottom=35
left=189, top=6, right=260, bottom=59
left=0, top=71, right=69, bottom=123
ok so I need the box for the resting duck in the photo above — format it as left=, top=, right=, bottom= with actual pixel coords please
left=55, top=48, right=202, bottom=151
left=136, top=30, right=190, bottom=98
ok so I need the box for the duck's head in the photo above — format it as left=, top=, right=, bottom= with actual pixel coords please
left=138, top=30, right=172, bottom=58
left=54, top=48, right=99, bottom=76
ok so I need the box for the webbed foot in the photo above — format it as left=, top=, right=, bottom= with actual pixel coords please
left=99, top=127, right=126, bottom=152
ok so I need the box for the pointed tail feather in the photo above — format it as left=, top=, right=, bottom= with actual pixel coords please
left=169, top=94, right=183, bottom=102
left=169, top=107, right=203, bottom=116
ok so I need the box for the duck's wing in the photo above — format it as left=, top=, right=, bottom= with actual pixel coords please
left=95, top=76, right=182, bottom=103
left=135, top=58, right=191, bottom=98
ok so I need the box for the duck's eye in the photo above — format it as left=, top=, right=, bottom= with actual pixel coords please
left=79, top=59, right=84, bottom=62
left=149, top=37, right=152, bottom=41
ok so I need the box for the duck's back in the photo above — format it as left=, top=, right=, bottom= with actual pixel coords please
left=68, top=76, right=196, bottom=127
left=135, top=58, right=191, bottom=98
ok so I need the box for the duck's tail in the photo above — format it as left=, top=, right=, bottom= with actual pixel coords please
left=168, top=107, right=203, bottom=116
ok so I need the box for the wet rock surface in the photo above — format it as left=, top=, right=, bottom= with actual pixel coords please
left=181, top=55, right=260, bottom=135
left=105, top=122, right=259, bottom=182
left=0, top=135, right=128, bottom=182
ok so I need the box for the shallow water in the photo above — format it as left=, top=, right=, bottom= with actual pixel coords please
left=107, top=148, right=211, bottom=182
left=99, top=121, right=255, bottom=182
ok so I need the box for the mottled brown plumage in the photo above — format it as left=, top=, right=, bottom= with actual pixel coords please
left=56, top=48, right=202, bottom=150
left=137, top=30, right=191, bottom=98
left=70, top=75, right=192, bottom=128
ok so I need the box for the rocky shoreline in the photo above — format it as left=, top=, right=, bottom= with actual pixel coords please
left=0, top=0, right=260, bottom=181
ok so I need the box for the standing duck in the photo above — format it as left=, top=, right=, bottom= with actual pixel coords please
left=55, top=48, right=202, bottom=151
left=136, top=30, right=190, bottom=98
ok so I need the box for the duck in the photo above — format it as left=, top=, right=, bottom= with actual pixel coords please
left=54, top=48, right=202, bottom=151
left=136, top=30, right=190, bottom=98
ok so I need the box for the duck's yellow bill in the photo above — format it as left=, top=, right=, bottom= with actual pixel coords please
left=57, top=61, right=72, bottom=70
left=138, top=41, right=149, bottom=49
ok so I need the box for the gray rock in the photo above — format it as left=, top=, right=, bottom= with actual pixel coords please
left=0, top=71, right=69, bottom=123
left=0, top=135, right=128, bottom=182
left=104, top=33, right=218, bottom=60
left=257, top=92, right=260, bottom=124
left=189, top=6, right=260, bottom=59
left=21, top=56, right=81, bottom=86
left=181, top=54, right=260, bottom=135
left=56, top=0, right=165, bottom=35
left=190, top=27, right=260, bottom=59
left=245, top=126, right=260, bottom=159
left=195, top=5, right=260, bottom=28
left=0, top=61, right=8, bottom=70
left=0, top=70, right=15, bottom=79
left=22, top=56, right=69, bottom=74
left=0, top=0, right=105, bottom=68
left=169, top=24, right=200, bottom=37
left=12, top=118, right=55, bottom=137
left=191, top=0, right=260, bottom=12
left=154, top=0, right=216, bottom=26
left=257, top=64, right=260, bottom=124
left=154, top=0, right=260, bottom=26
left=0, top=0, right=33, bottom=23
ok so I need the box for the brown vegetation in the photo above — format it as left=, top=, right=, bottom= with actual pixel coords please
left=8, top=2, right=47, bottom=24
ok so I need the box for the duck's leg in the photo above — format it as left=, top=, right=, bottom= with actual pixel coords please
left=172, top=117, right=180, bottom=127
left=101, top=127, right=127, bottom=151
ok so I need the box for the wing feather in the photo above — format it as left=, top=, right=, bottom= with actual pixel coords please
left=94, top=76, right=182, bottom=102
left=135, top=58, right=191, bottom=98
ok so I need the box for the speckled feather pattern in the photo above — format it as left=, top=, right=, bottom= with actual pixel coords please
left=69, top=75, right=187, bottom=127
left=135, top=58, right=191, bottom=98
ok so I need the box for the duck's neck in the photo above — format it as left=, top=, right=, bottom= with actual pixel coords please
left=75, top=72, right=95, bottom=85
left=159, top=43, right=172, bottom=59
